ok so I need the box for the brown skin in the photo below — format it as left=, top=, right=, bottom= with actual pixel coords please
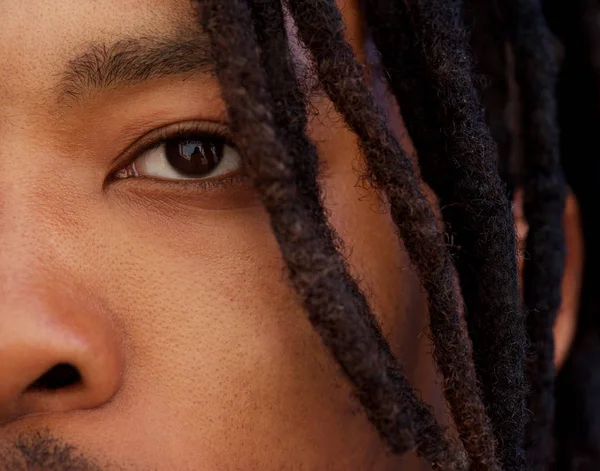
left=0, top=1, right=424, bottom=469
left=0, top=1, right=583, bottom=470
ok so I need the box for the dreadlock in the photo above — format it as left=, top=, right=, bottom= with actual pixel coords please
left=463, top=0, right=513, bottom=188
left=198, top=0, right=467, bottom=468
left=462, top=0, right=566, bottom=468
left=282, top=1, right=501, bottom=469
left=252, top=0, right=502, bottom=466
left=193, top=0, right=572, bottom=469
left=363, top=1, right=528, bottom=468
left=494, top=1, right=566, bottom=469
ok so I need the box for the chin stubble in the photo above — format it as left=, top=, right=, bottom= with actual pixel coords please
left=0, top=430, right=104, bottom=471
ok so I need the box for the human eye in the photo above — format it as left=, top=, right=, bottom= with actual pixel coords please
left=112, top=122, right=242, bottom=187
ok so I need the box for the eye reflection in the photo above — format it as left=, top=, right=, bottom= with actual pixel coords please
left=166, top=139, right=223, bottom=176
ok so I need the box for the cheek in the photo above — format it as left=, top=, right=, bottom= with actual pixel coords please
left=78, top=199, right=382, bottom=466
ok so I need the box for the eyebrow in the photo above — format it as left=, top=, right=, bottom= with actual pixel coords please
left=58, top=34, right=213, bottom=103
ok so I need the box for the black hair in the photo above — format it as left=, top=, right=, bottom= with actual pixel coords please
left=543, top=0, right=600, bottom=469
left=194, top=0, right=577, bottom=469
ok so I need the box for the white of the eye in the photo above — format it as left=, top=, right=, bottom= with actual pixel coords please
left=134, top=142, right=241, bottom=180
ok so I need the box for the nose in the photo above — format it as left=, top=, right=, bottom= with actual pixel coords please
left=0, top=284, right=124, bottom=424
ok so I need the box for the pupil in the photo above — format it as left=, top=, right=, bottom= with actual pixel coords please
left=165, top=137, right=224, bottom=176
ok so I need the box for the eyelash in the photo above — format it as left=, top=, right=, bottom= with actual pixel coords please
left=108, top=121, right=245, bottom=191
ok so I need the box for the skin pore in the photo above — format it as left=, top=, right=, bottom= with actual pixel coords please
left=0, top=1, right=427, bottom=469
left=0, top=0, right=582, bottom=470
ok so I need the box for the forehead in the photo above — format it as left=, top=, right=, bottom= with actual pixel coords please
left=0, top=0, right=364, bottom=112
left=0, top=0, right=199, bottom=102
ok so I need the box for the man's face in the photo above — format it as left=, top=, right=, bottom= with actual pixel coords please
left=0, top=0, right=424, bottom=469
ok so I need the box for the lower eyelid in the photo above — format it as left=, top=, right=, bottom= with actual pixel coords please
left=110, top=172, right=251, bottom=198
left=108, top=176, right=260, bottom=214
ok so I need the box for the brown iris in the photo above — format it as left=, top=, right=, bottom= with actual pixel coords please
left=165, top=137, right=225, bottom=177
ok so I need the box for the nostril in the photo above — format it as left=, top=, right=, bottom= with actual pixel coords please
left=27, top=363, right=82, bottom=391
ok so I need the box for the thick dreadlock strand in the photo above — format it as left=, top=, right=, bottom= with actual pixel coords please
left=463, top=0, right=513, bottom=188
left=197, top=0, right=466, bottom=468
left=364, top=1, right=527, bottom=468
left=498, top=0, right=566, bottom=468
left=247, top=0, right=464, bottom=466
left=284, top=1, right=500, bottom=469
